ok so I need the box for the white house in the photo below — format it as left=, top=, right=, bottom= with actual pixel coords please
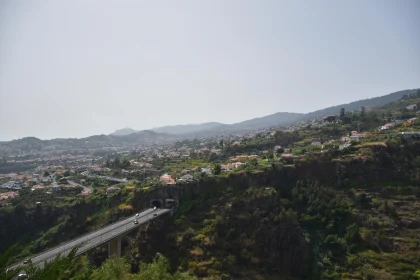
left=201, top=168, right=212, bottom=175
left=274, top=145, right=282, bottom=151
left=233, top=162, right=243, bottom=169
left=178, top=174, right=194, bottom=183
left=341, top=136, right=351, bottom=142
left=406, top=104, right=418, bottom=111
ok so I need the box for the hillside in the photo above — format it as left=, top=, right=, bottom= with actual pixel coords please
left=0, top=130, right=174, bottom=157
left=302, top=89, right=418, bottom=120
left=111, top=88, right=419, bottom=137
left=110, top=128, right=137, bottom=136
left=153, top=122, right=225, bottom=135
left=2, top=137, right=420, bottom=279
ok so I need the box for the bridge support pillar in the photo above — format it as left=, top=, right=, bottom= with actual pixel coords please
left=108, top=237, right=122, bottom=257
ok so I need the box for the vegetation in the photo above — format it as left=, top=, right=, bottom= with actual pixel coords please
left=1, top=91, right=420, bottom=278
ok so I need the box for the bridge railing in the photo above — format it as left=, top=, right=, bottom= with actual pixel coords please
left=75, top=208, right=171, bottom=256
left=7, top=208, right=154, bottom=269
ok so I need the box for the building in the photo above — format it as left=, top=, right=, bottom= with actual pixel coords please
left=81, top=189, right=90, bottom=196
left=0, top=191, right=19, bottom=200
left=406, top=104, right=418, bottom=111
left=160, top=174, right=176, bottom=185
left=339, top=143, right=352, bottom=150
left=201, top=168, right=212, bottom=175
left=381, top=123, right=394, bottom=130
left=51, top=182, right=61, bottom=193
left=220, top=164, right=229, bottom=171
left=233, top=162, right=243, bottom=168
left=281, top=154, right=295, bottom=163
left=177, top=174, right=194, bottom=183
left=31, top=185, right=46, bottom=191
left=341, top=136, right=351, bottom=142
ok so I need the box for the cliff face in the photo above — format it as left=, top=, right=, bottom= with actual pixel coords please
left=0, top=191, right=129, bottom=255
left=127, top=187, right=309, bottom=279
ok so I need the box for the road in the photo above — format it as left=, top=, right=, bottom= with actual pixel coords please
left=68, top=180, right=93, bottom=193
left=9, top=207, right=171, bottom=270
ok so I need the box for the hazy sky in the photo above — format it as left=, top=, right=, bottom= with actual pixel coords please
left=0, top=0, right=419, bottom=140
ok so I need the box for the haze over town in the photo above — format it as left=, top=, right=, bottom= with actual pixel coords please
left=1, top=0, right=419, bottom=141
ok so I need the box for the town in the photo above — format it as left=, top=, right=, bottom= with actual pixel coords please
left=1, top=91, right=419, bottom=207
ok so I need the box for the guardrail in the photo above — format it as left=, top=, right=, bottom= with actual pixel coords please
left=8, top=207, right=156, bottom=269
left=74, top=209, right=171, bottom=257
left=35, top=208, right=172, bottom=265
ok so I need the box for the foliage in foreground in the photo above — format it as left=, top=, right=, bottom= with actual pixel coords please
left=0, top=247, right=195, bottom=280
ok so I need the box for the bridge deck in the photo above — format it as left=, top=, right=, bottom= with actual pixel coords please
left=9, top=208, right=171, bottom=269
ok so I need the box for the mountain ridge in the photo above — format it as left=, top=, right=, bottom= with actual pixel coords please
left=110, top=88, right=418, bottom=136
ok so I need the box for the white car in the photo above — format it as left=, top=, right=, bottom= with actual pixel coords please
left=135, top=213, right=139, bottom=217
left=17, top=272, right=27, bottom=279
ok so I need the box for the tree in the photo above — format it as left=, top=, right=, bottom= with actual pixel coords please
left=43, top=171, right=50, bottom=177
left=135, top=253, right=196, bottom=280
left=122, top=159, right=130, bottom=169
left=91, top=256, right=131, bottom=280
left=114, top=157, right=121, bottom=168
left=361, top=106, right=365, bottom=117
left=274, top=130, right=300, bottom=147
left=340, top=108, right=345, bottom=117
left=213, top=164, right=222, bottom=175
left=276, top=148, right=284, bottom=154
left=414, top=269, right=420, bottom=280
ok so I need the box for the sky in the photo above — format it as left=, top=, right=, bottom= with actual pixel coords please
left=0, top=0, right=419, bottom=140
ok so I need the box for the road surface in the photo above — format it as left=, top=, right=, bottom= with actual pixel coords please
left=68, top=180, right=93, bottom=193
left=9, top=207, right=171, bottom=270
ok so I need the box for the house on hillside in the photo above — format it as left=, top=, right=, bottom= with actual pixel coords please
left=274, top=145, right=282, bottom=152
left=281, top=154, right=294, bottom=163
left=211, top=149, right=222, bottom=155
left=81, top=189, right=90, bottom=196
left=178, top=174, right=194, bottom=183
left=31, top=185, right=45, bottom=191
left=311, top=141, right=322, bottom=146
left=201, top=168, right=212, bottom=175
left=233, top=162, right=243, bottom=169
left=160, top=174, right=176, bottom=185
left=339, top=143, right=352, bottom=150
left=381, top=123, right=394, bottom=130
left=341, top=136, right=351, bottom=142
left=51, top=182, right=61, bottom=193
left=406, top=104, right=418, bottom=111
left=220, top=164, right=229, bottom=172
left=0, top=191, right=19, bottom=200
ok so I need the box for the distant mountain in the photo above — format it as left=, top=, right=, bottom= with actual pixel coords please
left=147, top=113, right=303, bottom=136
left=110, top=88, right=419, bottom=137
left=0, top=130, right=175, bottom=156
left=152, top=122, right=225, bottom=135
left=110, top=128, right=137, bottom=136
left=301, top=89, right=418, bottom=120
left=229, top=112, right=304, bottom=130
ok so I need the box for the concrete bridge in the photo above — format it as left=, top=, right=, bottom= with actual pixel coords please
left=8, top=203, right=175, bottom=270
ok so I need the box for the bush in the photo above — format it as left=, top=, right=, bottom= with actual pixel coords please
left=324, top=235, right=347, bottom=257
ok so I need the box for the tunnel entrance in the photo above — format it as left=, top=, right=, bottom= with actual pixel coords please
left=150, top=199, right=163, bottom=208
